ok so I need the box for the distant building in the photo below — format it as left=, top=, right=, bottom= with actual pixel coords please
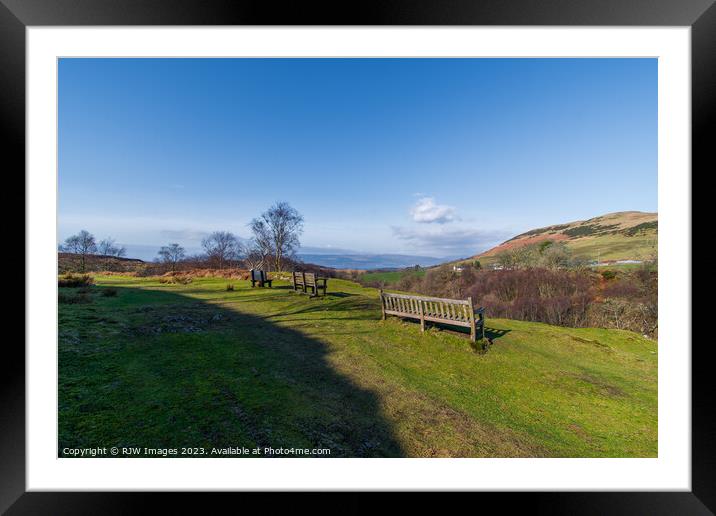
left=594, top=259, right=643, bottom=267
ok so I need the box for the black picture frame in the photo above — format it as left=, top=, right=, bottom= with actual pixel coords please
left=5, top=0, right=708, bottom=512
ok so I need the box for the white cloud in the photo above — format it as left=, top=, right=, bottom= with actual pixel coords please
left=410, top=197, right=457, bottom=224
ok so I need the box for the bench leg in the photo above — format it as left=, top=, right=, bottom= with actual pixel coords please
left=419, top=301, right=425, bottom=332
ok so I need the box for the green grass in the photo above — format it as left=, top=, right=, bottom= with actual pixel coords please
left=567, top=233, right=658, bottom=262
left=59, top=275, right=657, bottom=458
left=361, top=269, right=426, bottom=284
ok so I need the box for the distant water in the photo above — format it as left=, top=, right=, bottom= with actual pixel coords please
left=297, top=253, right=446, bottom=270
left=117, top=244, right=449, bottom=270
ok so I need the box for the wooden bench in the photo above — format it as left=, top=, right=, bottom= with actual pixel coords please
left=250, top=269, right=272, bottom=288
left=292, top=271, right=328, bottom=297
left=379, top=290, right=485, bottom=342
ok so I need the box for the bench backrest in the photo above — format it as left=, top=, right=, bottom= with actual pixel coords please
left=304, top=272, right=317, bottom=286
left=251, top=269, right=266, bottom=282
left=381, top=291, right=475, bottom=324
left=293, top=271, right=305, bottom=285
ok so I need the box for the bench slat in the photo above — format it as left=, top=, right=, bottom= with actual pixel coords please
left=423, top=314, right=471, bottom=327
left=380, top=292, right=471, bottom=305
left=384, top=309, right=420, bottom=319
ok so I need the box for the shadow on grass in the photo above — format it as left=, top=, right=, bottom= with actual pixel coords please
left=465, top=327, right=511, bottom=354
left=262, top=296, right=379, bottom=323
left=258, top=284, right=294, bottom=290
left=324, top=292, right=357, bottom=299
left=485, top=327, right=511, bottom=341
left=284, top=290, right=358, bottom=299
left=58, top=286, right=404, bottom=458
left=393, top=316, right=508, bottom=344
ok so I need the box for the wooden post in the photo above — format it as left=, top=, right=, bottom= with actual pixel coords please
left=467, top=296, right=476, bottom=343
left=379, top=289, right=386, bottom=320
left=419, top=299, right=425, bottom=333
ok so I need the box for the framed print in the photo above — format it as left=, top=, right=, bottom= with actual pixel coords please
left=5, top=0, right=710, bottom=512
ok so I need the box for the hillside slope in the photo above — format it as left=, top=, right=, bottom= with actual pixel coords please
left=58, top=252, right=146, bottom=273
left=59, top=275, right=657, bottom=457
left=474, top=211, right=657, bottom=265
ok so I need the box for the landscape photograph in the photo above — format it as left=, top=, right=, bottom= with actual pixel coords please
left=58, top=57, right=657, bottom=458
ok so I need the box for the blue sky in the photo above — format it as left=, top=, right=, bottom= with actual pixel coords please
left=58, top=58, right=657, bottom=260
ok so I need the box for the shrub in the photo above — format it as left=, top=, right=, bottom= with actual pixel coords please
left=158, top=275, right=192, bottom=285
left=595, top=266, right=657, bottom=337
left=58, top=292, right=92, bottom=304
left=58, top=273, right=94, bottom=288
left=101, top=287, right=118, bottom=297
left=600, top=270, right=618, bottom=281
left=395, top=273, right=420, bottom=293
left=464, top=268, right=596, bottom=327
left=622, top=220, right=657, bottom=236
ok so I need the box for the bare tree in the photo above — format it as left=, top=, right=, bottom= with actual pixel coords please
left=97, top=237, right=127, bottom=270
left=98, top=237, right=126, bottom=257
left=201, top=231, right=239, bottom=269
left=249, top=202, right=303, bottom=272
left=157, top=243, right=186, bottom=272
left=240, top=238, right=268, bottom=270
left=59, top=230, right=97, bottom=272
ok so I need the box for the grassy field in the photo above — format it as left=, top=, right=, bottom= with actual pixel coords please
left=361, top=269, right=426, bottom=284
left=59, top=275, right=657, bottom=458
left=568, top=233, right=657, bottom=262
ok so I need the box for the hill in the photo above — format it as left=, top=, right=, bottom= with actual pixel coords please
left=59, top=275, right=657, bottom=457
left=473, top=211, right=657, bottom=266
left=58, top=252, right=338, bottom=276
left=58, top=252, right=146, bottom=273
